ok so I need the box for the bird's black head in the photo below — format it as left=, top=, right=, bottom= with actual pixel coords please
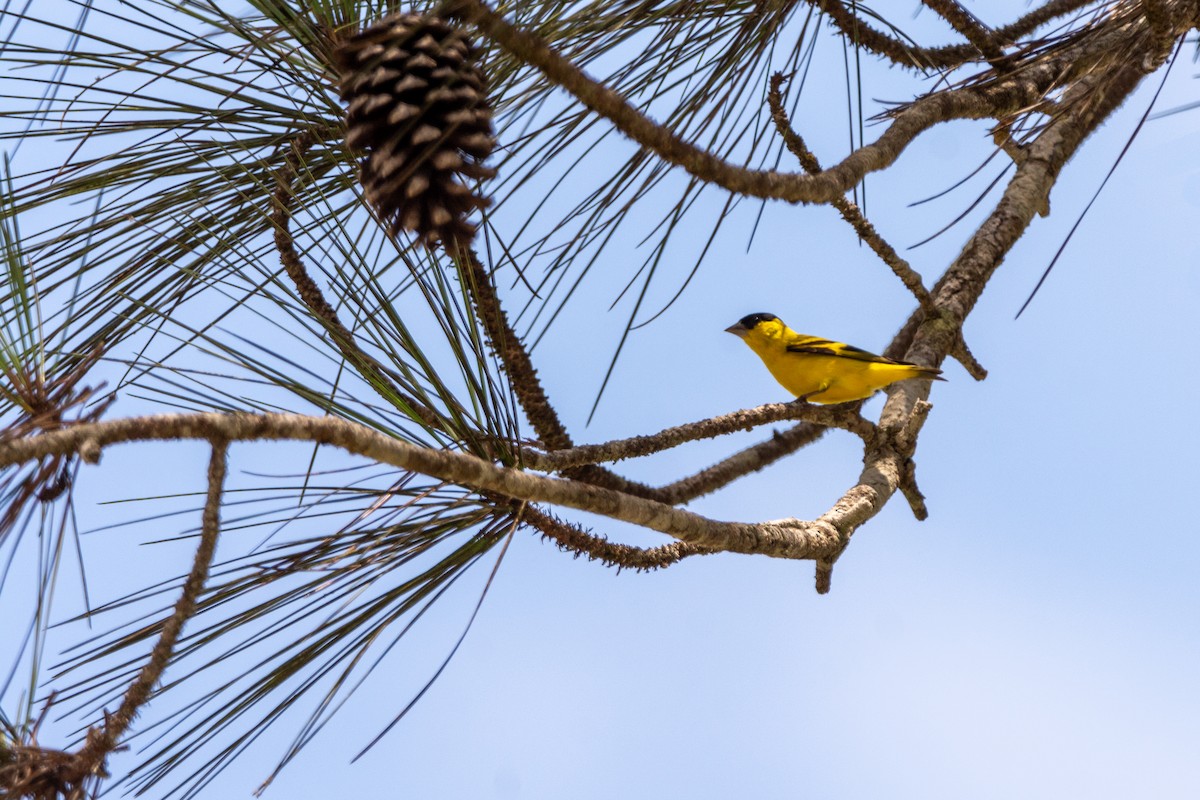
left=737, top=312, right=778, bottom=329
left=725, top=312, right=780, bottom=338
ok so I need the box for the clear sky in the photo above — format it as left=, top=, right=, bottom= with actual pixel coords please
left=3, top=3, right=1200, bottom=799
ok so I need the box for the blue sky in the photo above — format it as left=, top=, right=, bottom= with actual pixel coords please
left=3, top=3, right=1200, bottom=799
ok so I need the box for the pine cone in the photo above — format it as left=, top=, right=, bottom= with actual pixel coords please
left=336, top=13, right=496, bottom=248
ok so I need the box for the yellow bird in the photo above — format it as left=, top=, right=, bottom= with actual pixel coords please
left=726, top=312, right=943, bottom=404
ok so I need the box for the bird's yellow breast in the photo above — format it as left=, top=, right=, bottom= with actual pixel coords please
left=755, top=345, right=922, bottom=403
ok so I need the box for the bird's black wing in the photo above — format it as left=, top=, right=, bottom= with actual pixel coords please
left=785, top=339, right=900, bottom=364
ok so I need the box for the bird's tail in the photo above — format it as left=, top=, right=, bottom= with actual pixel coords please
left=906, top=364, right=945, bottom=382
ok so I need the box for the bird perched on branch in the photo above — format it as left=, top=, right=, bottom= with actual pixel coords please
left=726, top=313, right=943, bottom=404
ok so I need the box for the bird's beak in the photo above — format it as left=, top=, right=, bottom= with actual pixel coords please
left=725, top=322, right=748, bottom=338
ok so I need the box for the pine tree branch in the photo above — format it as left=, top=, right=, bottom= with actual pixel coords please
left=986, top=0, right=1107, bottom=46
left=810, top=0, right=947, bottom=69
left=809, top=10, right=1184, bottom=589
left=442, top=0, right=1065, bottom=205
left=814, top=59, right=1157, bottom=592
left=0, top=412, right=845, bottom=559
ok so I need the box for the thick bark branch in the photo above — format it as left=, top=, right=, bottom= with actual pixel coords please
left=800, top=1, right=1191, bottom=588
left=811, top=0, right=953, bottom=69
left=0, top=412, right=843, bottom=559
left=808, top=60, right=1157, bottom=591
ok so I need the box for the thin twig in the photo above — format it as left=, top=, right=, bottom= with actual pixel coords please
left=951, top=334, right=988, bottom=380
left=654, top=422, right=829, bottom=504
left=270, top=133, right=444, bottom=429
left=73, top=439, right=228, bottom=780
left=455, top=246, right=575, bottom=451
left=525, top=400, right=873, bottom=472
left=521, top=504, right=710, bottom=570
left=921, top=0, right=1007, bottom=62
left=767, top=72, right=935, bottom=313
